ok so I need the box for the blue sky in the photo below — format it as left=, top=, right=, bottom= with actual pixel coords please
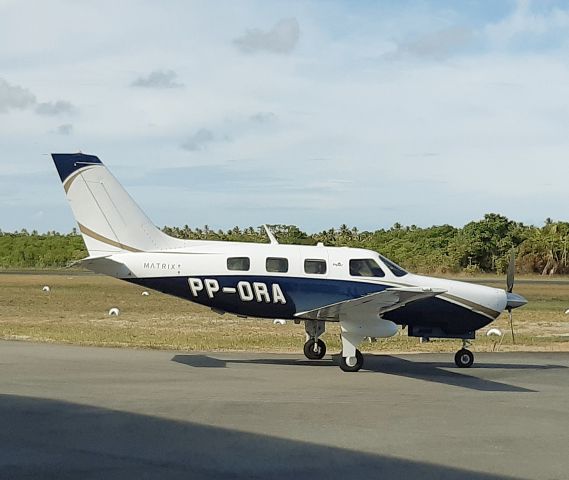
left=1, top=0, right=568, bottom=233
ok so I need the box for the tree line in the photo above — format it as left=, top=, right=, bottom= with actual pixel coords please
left=1, top=214, right=568, bottom=274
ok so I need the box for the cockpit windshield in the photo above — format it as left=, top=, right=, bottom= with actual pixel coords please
left=378, top=254, right=408, bottom=277
left=349, top=259, right=385, bottom=277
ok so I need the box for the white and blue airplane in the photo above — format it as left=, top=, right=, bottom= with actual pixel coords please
left=52, top=153, right=527, bottom=372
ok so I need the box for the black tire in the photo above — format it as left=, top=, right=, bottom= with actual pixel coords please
left=339, top=349, right=364, bottom=372
left=454, top=348, right=474, bottom=368
left=303, top=338, right=326, bottom=360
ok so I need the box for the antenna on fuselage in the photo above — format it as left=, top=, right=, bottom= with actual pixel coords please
left=263, top=224, right=279, bottom=245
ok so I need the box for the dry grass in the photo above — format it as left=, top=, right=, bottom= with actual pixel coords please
left=1, top=273, right=569, bottom=353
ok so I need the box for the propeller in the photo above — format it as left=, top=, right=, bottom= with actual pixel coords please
left=507, top=250, right=516, bottom=344
left=506, top=250, right=515, bottom=294
left=504, top=249, right=528, bottom=344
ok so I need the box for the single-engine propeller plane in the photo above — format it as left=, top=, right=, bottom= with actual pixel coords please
left=52, top=153, right=527, bottom=372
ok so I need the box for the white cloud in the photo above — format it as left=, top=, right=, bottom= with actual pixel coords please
left=35, top=100, right=75, bottom=115
left=180, top=129, right=216, bottom=151
left=250, top=112, right=276, bottom=123
left=485, top=0, right=569, bottom=47
left=54, top=124, right=73, bottom=135
left=0, top=78, right=36, bottom=113
left=233, top=18, right=300, bottom=54
left=389, top=27, right=473, bottom=60
left=0, top=77, right=76, bottom=119
left=1, top=1, right=569, bottom=232
left=131, top=70, right=184, bottom=89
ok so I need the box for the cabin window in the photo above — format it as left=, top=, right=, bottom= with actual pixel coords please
left=304, top=259, right=327, bottom=275
left=378, top=254, right=407, bottom=277
left=349, top=259, right=385, bottom=277
left=266, top=257, right=288, bottom=273
left=227, top=257, right=250, bottom=271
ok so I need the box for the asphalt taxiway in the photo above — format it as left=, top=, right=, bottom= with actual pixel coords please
left=1, top=341, right=568, bottom=479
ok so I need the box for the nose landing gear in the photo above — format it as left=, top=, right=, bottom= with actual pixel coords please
left=303, top=320, right=327, bottom=360
left=303, top=338, right=326, bottom=360
left=454, top=340, right=474, bottom=368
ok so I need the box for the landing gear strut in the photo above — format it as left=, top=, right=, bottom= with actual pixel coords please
left=303, top=320, right=326, bottom=360
left=454, top=340, right=474, bottom=368
left=339, top=319, right=366, bottom=372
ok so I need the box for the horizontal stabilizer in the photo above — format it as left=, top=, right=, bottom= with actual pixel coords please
left=295, top=287, right=446, bottom=321
left=66, top=255, right=111, bottom=268
left=70, top=255, right=134, bottom=277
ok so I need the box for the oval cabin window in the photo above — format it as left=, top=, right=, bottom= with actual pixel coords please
left=227, top=257, right=250, bottom=271
left=266, top=257, right=288, bottom=273
left=304, top=259, right=327, bottom=275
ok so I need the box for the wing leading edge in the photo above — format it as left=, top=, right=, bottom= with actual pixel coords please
left=295, top=287, right=447, bottom=321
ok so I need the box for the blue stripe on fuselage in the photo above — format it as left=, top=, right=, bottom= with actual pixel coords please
left=128, top=275, right=388, bottom=318
left=126, top=275, right=493, bottom=335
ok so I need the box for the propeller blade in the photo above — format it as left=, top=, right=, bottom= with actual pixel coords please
left=509, top=308, right=516, bottom=344
left=506, top=250, right=515, bottom=293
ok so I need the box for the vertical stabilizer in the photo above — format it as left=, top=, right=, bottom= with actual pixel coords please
left=52, top=153, right=180, bottom=255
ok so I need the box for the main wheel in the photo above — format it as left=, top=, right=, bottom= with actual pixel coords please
left=303, top=338, right=326, bottom=360
left=454, top=348, right=474, bottom=368
left=339, top=349, right=364, bottom=372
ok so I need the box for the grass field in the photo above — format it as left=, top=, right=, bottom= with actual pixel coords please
left=1, top=272, right=569, bottom=354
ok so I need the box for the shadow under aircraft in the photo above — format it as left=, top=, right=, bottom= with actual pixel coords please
left=171, top=353, right=568, bottom=393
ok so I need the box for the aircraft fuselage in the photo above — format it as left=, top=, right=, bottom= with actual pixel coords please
left=88, top=242, right=507, bottom=338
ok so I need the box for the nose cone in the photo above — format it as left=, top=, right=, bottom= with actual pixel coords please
left=506, top=292, right=527, bottom=310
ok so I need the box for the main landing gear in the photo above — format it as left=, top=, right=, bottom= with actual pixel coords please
left=454, top=340, right=474, bottom=368
left=339, top=349, right=364, bottom=372
left=303, top=320, right=327, bottom=360
left=303, top=320, right=365, bottom=371
left=339, top=320, right=366, bottom=372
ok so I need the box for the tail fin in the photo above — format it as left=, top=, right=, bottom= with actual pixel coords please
left=52, top=153, right=179, bottom=255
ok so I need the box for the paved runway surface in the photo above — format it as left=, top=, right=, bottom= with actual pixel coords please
left=1, top=341, right=568, bottom=479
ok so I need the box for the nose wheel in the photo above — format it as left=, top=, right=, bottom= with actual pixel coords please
left=454, top=348, right=474, bottom=368
left=303, top=338, right=327, bottom=360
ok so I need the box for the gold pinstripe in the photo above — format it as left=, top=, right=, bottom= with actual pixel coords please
left=78, top=223, right=142, bottom=253
left=354, top=279, right=501, bottom=319
left=439, top=293, right=500, bottom=319
left=63, top=166, right=97, bottom=193
left=62, top=166, right=141, bottom=252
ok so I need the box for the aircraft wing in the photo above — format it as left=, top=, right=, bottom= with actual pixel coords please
left=295, top=287, right=446, bottom=321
